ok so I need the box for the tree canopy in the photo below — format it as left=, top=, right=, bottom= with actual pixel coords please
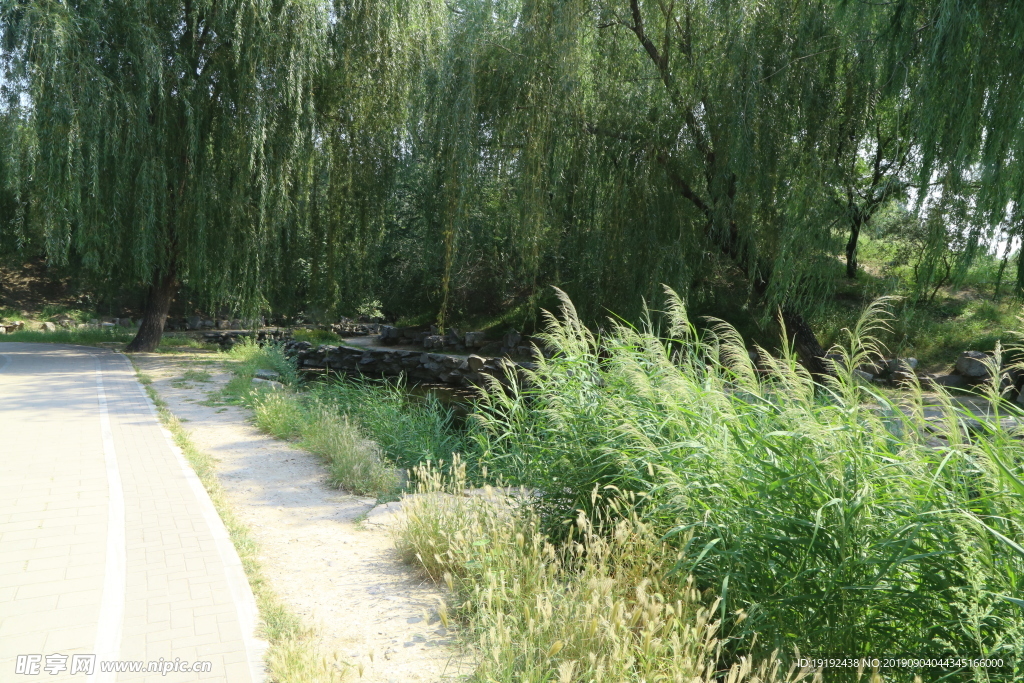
left=1, top=0, right=1022, bottom=356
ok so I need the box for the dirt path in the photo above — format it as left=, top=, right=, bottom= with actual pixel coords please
left=132, top=352, right=471, bottom=683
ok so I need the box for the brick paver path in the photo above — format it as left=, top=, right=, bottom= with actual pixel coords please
left=0, top=344, right=265, bottom=682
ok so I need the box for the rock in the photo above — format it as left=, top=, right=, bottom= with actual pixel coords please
left=41, top=321, right=57, bottom=332
left=118, top=318, right=133, bottom=328
left=254, top=369, right=282, bottom=381
left=364, top=501, right=405, bottom=527
left=955, top=351, right=990, bottom=379
left=216, top=319, right=230, bottom=330
left=852, top=369, right=873, bottom=382
left=857, top=360, right=888, bottom=377
left=934, top=374, right=968, bottom=390
left=423, top=334, right=444, bottom=350
left=251, top=377, right=284, bottom=390
left=187, top=315, right=202, bottom=330
left=478, top=341, right=503, bottom=356
left=464, top=331, right=486, bottom=348
left=467, top=354, right=486, bottom=372
left=516, top=344, right=538, bottom=359
left=378, top=325, right=400, bottom=345
left=202, top=319, right=215, bottom=329
left=892, top=369, right=917, bottom=386
left=0, top=326, right=5, bottom=334
left=886, top=357, right=918, bottom=373
left=503, top=329, right=522, bottom=350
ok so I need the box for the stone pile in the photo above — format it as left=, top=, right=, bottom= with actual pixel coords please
left=378, top=325, right=546, bottom=359
left=201, top=329, right=291, bottom=349
left=329, top=317, right=381, bottom=337
left=282, top=340, right=530, bottom=388
left=0, top=320, right=24, bottom=334
left=164, top=316, right=249, bottom=331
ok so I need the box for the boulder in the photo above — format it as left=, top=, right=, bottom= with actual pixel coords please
left=955, top=351, right=990, bottom=379
left=216, top=319, right=230, bottom=330
left=886, top=357, right=918, bottom=373
left=853, top=369, right=873, bottom=383
left=478, top=341, right=503, bottom=357
left=187, top=315, right=202, bottom=330
left=934, top=374, right=969, bottom=390
left=467, top=354, right=486, bottom=372
left=378, top=325, right=400, bottom=345
left=423, top=334, right=444, bottom=350
left=251, top=377, right=284, bottom=390
left=857, top=360, right=888, bottom=377
left=254, top=369, right=281, bottom=381
left=464, top=331, right=486, bottom=348
left=118, top=318, right=133, bottom=328
left=503, top=329, right=522, bottom=350
left=41, top=321, right=57, bottom=332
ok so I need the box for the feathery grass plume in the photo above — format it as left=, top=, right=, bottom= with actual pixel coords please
left=471, top=292, right=1024, bottom=678
left=396, top=460, right=809, bottom=683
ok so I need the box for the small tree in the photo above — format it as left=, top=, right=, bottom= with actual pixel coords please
left=1, top=0, right=324, bottom=350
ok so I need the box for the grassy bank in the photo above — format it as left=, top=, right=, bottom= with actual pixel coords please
left=460, top=292, right=1024, bottom=680
left=215, top=305, right=1024, bottom=680
left=220, top=341, right=466, bottom=499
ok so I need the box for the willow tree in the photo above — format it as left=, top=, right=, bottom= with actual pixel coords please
left=408, top=0, right=893, bottom=372
left=406, top=0, right=1024, bottom=370
left=0, top=0, right=325, bottom=350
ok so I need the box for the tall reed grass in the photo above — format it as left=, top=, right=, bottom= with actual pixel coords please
left=467, top=290, right=1024, bottom=679
left=397, top=460, right=806, bottom=683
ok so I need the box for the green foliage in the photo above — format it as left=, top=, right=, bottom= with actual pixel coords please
left=291, top=329, right=343, bottom=345
left=0, top=327, right=136, bottom=345
left=0, top=0, right=328, bottom=315
left=309, top=378, right=467, bottom=472
left=471, top=291, right=1024, bottom=673
left=225, top=339, right=301, bottom=387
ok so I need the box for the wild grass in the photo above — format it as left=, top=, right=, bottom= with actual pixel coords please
left=467, top=290, right=1024, bottom=679
left=183, top=368, right=213, bottom=382
left=135, top=368, right=346, bottom=682
left=248, top=389, right=401, bottom=497
left=291, top=329, right=343, bottom=344
left=311, top=377, right=467, bottom=472
left=224, top=340, right=401, bottom=497
left=157, top=334, right=215, bottom=351
left=396, top=461, right=804, bottom=683
left=0, top=326, right=136, bottom=345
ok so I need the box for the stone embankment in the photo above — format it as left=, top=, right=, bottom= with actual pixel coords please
left=198, top=323, right=543, bottom=388
left=280, top=340, right=533, bottom=388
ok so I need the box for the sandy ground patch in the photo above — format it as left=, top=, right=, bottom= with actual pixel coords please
left=132, top=352, right=472, bottom=683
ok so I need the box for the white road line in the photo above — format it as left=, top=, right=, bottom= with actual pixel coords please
left=89, top=357, right=127, bottom=683
left=126, top=357, right=267, bottom=682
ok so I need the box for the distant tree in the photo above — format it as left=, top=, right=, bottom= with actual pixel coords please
left=0, top=0, right=325, bottom=349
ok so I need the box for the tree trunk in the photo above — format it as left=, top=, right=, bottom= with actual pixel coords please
left=782, top=309, right=831, bottom=381
left=845, top=219, right=861, bottom=279
left=125, top=270, right=177, bottom=352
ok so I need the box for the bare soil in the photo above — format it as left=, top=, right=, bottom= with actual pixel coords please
left=132, top=352, right=472, bottom=683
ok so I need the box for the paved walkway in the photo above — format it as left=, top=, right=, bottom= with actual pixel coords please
left=0, top=344, right=264, bottom=682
